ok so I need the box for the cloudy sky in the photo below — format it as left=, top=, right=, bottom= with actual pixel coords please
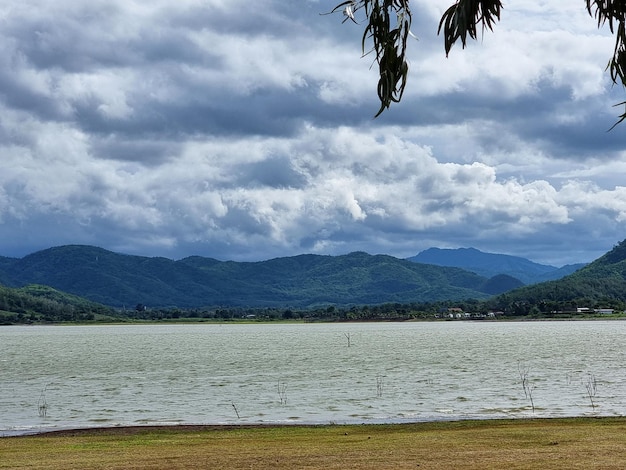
left=1, top=0, right=625, bottom=267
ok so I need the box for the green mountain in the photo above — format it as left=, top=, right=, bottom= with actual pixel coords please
left=490, top=239, right=626, bottom=313
left=0, top=283, right=118, bottom=324
left=479, top=274, right=524, bottom=295
left=0, top=245, right=496, bottom=308
left=0, top=256, right=16, bottom=285
left=2, top=240, right=623, bottom=319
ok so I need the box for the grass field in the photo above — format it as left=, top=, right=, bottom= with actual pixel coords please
left=2, top=418, right=626, bottom=469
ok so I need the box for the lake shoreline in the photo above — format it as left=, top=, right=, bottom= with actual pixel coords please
left=5, top=415, right=622, bottom=439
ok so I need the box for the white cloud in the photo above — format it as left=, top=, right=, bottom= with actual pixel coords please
left=0, top=0, right=625, bottom=267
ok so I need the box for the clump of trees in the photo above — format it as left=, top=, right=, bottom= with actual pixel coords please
left=112, top=296, right=626, bottom=322
left=3, top=273, right=626, bottom=325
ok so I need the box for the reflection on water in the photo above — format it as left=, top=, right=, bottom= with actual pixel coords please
left=1, top=321, right=625, bottom=435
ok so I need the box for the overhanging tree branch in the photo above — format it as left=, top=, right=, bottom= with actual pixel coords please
left=438, top=0, right=502, bottom=57
left=586, top=0, right=626, bottom=128
left=326, top=0, right=412, bottom=117
left=329, top=0, right=626, bottom=127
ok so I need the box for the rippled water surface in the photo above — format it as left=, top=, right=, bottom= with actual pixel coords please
left=2, top=321, right=626, bottom=435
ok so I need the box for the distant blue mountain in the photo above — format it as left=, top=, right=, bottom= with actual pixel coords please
left=407, top=247, right=586, bottom=285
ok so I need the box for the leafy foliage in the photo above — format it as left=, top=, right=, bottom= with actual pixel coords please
left=586, top=0, right=626, bottom=127
left=438, top=0, right=502, bottom=56
left=328, top=0, right=411, bottom=116
left=331, top=0, right=626, bottom=123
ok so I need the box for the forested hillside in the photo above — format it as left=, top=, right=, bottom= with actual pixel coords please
left=0, top=246, right=496, bottom=308
left=0, top=284, right=118, bottom=324
left=2, top=240, right=625, bottom=322
left=487, top=239, right=626, bottom=314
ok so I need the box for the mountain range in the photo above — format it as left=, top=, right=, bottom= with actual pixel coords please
left=407, top=247, right=585, bottom=284
left=1, top=241, right=626, bottom=318
left=0, top=245, right=535, bottom=308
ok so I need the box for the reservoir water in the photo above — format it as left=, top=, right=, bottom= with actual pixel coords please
left=1, top=321, right=625, bottom=435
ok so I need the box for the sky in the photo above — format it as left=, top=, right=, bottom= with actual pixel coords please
left=1, top=0, right=626, bottom=267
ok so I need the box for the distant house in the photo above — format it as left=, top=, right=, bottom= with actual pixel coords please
left=594, top=308, right=614, bottom=315
left=442, top=308, right=501, bottom=320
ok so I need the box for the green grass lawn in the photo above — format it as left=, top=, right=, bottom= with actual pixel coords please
left=2, top=418, right=626, bottom=469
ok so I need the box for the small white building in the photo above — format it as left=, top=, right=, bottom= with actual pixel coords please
left=594, top=308, right=614, bottom=315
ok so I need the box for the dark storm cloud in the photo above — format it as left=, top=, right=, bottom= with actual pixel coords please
left=5, top=4, right=137, bottom=71
left=89, top=137, right=181, bottom=164
left=382, top=76, right=626, bottom=160
left=234, top=156, right=308, bottom=189
left=69, top=74, right=377, bottom=141
left=0, top=67, right=65, bottom=120
left=169, top=2, right=320, bottom=37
